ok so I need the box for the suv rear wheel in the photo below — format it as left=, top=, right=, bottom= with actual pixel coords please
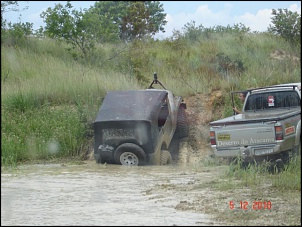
left=160, top=150, right=172, bottom=165
left=114, top=143, right=146, bottom=166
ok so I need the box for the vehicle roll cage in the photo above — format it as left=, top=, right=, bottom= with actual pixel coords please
left=148, top=72, right=167, bottom=90
left=230, top=84, right=300, bottom=115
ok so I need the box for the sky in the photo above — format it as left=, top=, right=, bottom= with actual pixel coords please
left=3, top=1, right=301, bottom=39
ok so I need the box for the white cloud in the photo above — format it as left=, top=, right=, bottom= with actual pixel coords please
left=156, top=4, right=236, bottom=39
left=236, top=4, right=301, bottom=32
left=288, top=3, right=301, bottom=13
left=235, top=9, right=272, bottom=32
left=156, top=3, right=301, bottom=39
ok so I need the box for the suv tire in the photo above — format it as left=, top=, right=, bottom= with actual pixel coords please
left=114, top=143, right=146, bottom=166
left=160, top=150, right=172, bottom=165
left=175, top=105, right=189, bottom=139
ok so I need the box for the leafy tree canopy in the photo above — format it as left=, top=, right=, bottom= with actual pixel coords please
left=268, top=8, right=301, bottom=45
left=40, top=1, right=105, bottom=61
left=89, top=1, right=167, bottom=42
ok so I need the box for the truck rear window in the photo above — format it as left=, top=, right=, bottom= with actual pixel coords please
left=244, top=91, right=300, bottom=111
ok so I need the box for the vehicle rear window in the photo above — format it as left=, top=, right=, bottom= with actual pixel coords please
left=245, top=90, right=300, bottom=111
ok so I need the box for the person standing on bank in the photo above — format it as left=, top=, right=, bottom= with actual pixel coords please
left=233, top=91, right=247, bottom=114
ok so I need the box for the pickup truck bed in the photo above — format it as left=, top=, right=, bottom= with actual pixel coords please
left=210, top=83, right=301, bottom=165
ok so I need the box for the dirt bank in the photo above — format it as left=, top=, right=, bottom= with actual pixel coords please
left=176, top=91, right=222, bottom=164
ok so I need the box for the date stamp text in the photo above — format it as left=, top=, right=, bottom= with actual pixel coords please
left=229, top=200, right=272, bottom=210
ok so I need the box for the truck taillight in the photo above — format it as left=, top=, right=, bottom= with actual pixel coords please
left=210, top=131, right=216, bottom=145
left=275, top=126, right=283, bottom=141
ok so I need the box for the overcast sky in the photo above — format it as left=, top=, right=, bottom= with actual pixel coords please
left=3, top=1, right=301, bottom=39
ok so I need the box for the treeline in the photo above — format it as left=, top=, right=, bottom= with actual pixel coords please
left=1, top=1, right=301, bottom=63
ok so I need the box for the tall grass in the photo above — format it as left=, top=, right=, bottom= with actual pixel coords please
left=1, top=31, right=301, bottom=168
left=1, top=106, right=86, bottom=165
left=225, top=155, right=301, bottom=191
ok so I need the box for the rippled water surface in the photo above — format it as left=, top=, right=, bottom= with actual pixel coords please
left=1, top=162, right=215, bottom=226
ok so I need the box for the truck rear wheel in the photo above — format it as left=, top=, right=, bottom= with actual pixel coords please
left=267, top=159, right=285, bottom=173
left=160, top=150, right=172, bottom=165
left=114, top=143, right=146, bottom=166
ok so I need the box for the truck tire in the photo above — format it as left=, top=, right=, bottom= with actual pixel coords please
left=168, top=138, right=180, bottom=159
left=114, top=143, right=146, bottom=166
left=96, top=157, right=101, bottom=164
left=175, top=105, right=189, bottom=139
left=268, top=159, right=285, bottom=173
left=160, top=150, right=172, bottom=165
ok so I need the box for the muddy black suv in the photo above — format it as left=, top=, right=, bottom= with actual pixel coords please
left=93, top=74, right=189, bottom=166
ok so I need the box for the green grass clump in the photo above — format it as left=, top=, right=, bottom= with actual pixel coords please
left=225, top=156, right=301, bottom=191
left=1, top=106, right=86, bottom=166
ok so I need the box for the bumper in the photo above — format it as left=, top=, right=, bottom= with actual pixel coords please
left=94, top=144, right=115, bottom=163
left=211, top=144, right=281, bottom=161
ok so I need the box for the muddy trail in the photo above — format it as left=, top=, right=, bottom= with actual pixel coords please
left=1, top=162, right=226, bottom=226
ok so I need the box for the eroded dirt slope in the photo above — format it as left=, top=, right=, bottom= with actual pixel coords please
left=176, top=91, right=223, bottom=164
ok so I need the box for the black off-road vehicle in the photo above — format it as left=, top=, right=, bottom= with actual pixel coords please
left=93, top=73, right=189, bottom=166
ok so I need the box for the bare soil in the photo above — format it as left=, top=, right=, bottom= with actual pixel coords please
left=177, top=92, right=221, bottom=164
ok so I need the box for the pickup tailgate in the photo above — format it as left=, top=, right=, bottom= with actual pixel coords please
left=210, top=108, right=301, bottom=148
left=212, top=121, right=276, bottom=148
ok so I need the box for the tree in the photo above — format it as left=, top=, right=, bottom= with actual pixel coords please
left=268, top=9, right=301, bottom=45
left=40, top=1, right=103, bottom=62
left=1, top=1, right=28, bottom=27
left=90, top=1, right=167, bottom=42
left=171, top=21, right=204, bottom=41
left=1, top=1, right=31, bottom=44
left=6, top=21, right=33, bottom=40
left=84, top=1, right=121, bottom=43
left=1, top=1, right=18, bottom=28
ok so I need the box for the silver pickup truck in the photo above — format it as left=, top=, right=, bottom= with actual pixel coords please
left=210, top=83, right=301, bottom=166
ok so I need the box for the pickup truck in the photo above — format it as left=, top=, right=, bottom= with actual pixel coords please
left=93, top=73, right=189, bottom=166
left=210, top=82, right=301, bottom=166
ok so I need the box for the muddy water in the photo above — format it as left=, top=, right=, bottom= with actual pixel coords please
left=1, top=161, right=217, bottom=226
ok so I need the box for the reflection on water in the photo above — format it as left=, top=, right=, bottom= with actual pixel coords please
left=1, top=162, right=214, bottom=226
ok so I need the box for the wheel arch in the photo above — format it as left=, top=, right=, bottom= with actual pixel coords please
left=295, top=120, right=301, bottom=146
